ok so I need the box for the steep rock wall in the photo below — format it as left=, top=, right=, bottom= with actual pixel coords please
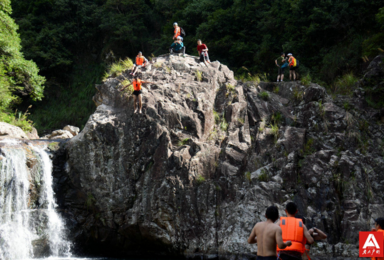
left=60, top=54, right=384, bottom=259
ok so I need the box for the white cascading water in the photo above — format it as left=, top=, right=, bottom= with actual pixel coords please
left=0, top=140, right=71, bottom=259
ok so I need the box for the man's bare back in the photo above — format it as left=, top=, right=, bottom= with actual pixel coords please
left=248, top=220, right=291, bottom=258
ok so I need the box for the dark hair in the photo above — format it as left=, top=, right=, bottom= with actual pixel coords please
left=266, top=206, right=279, bottom=222
left=375, top=217, right=384, bottom=229
left=286, top=202, right=298, bottom=215
left=134, top=75, right=139, bottom=79
left=281, top=52, right=285, bottom=55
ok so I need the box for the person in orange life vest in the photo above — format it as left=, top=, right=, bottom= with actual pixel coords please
left=119, top=75, right=153, bottom=114
left=276, top=202, right=314, bottom=260
left=287, top=53, right=297, bottom=81
left=295, top=215, right=327, bottom=260
left=371, top=217, right=384, bottom=260
left=248, top=206, right=292, bottom=260
left=197, top=39, right=210, bottom=66
left=130, top=52, right=149, bottom=76
left=173, top=22, right=181, bottom=40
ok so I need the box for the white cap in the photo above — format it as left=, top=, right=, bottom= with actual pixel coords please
left=177, top=36, right=181, bottom=40
left=173, top=22, right=178, bottom=26
left=287, top=53, right=293, bottom=56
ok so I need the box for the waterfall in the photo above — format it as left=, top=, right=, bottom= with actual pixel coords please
left=0, top=140, right=71, bottom=259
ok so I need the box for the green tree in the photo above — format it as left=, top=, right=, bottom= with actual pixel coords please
left=0, top=0, right=45, bottom=131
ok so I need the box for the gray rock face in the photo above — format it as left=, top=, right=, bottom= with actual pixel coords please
left=58, top=54, right=383, bottom=260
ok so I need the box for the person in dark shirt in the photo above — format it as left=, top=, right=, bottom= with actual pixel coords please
left=275, top=52, right=287, bottom=82
left=197, top=39, right=210, bottom=66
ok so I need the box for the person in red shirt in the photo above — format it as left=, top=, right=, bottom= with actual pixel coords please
left=119, top=75, right=153, bottom=114
left=197, top=39, right=210, bottom=66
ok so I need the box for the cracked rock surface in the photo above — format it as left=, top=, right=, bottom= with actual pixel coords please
left=56, top=54, right=384, bottom=259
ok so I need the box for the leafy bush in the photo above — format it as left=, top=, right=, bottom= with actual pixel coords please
left=259, top=91, right=270, bottom=101
left=332, top=73, right=358, bottom=96
left=301, top=73, right=312, bottom=87
left=0, top=1, right=45, bottom=131
left=103, top=58, right=133, bottom=80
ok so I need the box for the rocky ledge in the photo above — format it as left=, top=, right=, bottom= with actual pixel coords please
left=56, top=54, right=384, bottom=259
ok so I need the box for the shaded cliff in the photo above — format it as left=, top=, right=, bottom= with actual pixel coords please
left=57, top=54, right=384, bottom=259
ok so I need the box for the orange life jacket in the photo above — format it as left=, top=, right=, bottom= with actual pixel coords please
left=136, top=56, right=145, bottom=66
left=174, top=26, right=181, bottom=38
left=372, top=229, right=384, bottom=260
left=289, top=56, right=296, bottom=67
left=133, top=79, right=142, bottom=91
left=277, top=217, right=305, bottom=253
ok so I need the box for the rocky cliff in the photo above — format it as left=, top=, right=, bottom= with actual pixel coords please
left=57, top=54, right=384, bottom=259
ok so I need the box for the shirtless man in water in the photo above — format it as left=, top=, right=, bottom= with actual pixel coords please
left=248, top=206, right=292, bottom=260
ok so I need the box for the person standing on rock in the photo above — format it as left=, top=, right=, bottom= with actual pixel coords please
left=119, top=75, right=153, bottom=114
left=288, top=53, right=297, bottom=81
left=173, top=22, right=181, bottom=40
left=130, top=52, right=149, bottom=76
left=275, top=52, right=287, bottom=82
left=197, top=39, right=210, bottom=66
left=248, top=206, right=292, bottom=260
left=169, top=37, right=186, bottom=57
left=277, top=202, right=314, bottom=260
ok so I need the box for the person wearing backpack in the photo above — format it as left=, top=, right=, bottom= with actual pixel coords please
left=197, top=39, right=210, bottom=66
left=275, top=52, right=287, bottom=82
left=288, top=53, right=297, bottom=81
left=169, top=37, right=186, bottom=57
left=173, top=22, right=186, bottom=41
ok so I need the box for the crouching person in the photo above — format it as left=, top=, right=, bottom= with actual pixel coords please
left=131, top=52, right=148, bottom=76
left=169, top=37, right=186, bottom=57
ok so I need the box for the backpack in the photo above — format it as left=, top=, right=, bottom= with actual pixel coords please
left=180, top=27, right=186, bottom=37
left=295, top=59, right=300, bottom=68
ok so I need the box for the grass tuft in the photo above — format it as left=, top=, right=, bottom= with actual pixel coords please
left=196, top=70, right=202, bottom=82
left=258, top=91, right=270, bottom=101
left=301, top=73, right=312, bottom=87
left=178, top=138, right=190, bottom=146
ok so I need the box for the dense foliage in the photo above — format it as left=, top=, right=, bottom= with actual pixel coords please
left=0, top=0, right=45, bottom=131
left=10, top=0, right=384, bottom=132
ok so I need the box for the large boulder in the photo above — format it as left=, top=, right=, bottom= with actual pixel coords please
left=0, top=122, right=29, bottom=139
left=55, top=54, right=383, bottom=260
left=63, top=125, right=80, bottom=136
